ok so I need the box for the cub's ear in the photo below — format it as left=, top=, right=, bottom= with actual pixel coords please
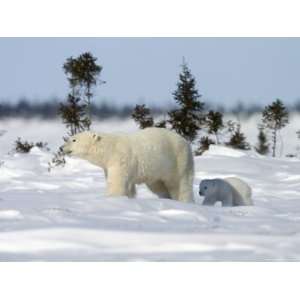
left=92, top=133, right=101, bottom=142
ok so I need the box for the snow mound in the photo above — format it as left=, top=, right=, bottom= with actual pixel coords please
left=0, top=210, right=23, bottom=220
left=203, top=145, right=248, bottom=157
left=1, top=119, right=300, bottom=261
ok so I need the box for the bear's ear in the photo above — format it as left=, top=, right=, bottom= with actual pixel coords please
left=92, top=133, right=101, bottom=142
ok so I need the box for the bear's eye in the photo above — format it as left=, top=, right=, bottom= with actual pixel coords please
left=72, top=139, right=76, bottom=142
left=204, top=186, right=207, bottom=190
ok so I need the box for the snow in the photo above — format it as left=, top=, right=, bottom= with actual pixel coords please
left=1, top=116, right=300, bottom=261
left=203, top=145, right=249, bottom=157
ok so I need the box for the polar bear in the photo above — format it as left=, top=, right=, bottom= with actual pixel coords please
left=62, top=128, right=194, bottom=202
left=199, top=177, right=253, bottom=206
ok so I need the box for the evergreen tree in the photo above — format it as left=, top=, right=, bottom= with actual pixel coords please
left=195, top=136, right=215, bottom=156
left=132, top=104, right=154, bottom=129
left=155, top=119, right=167, bottom=128
left=262, top=99, right=288, bottom=157
left=14, top=138, right=34, bottom=153
left=132, top=104, right=166, bottom=129
left=255, top=125, right=269, bottom=155
left=48, top=147, right=66, bottom=171
left=226, top=122, right=250, bottom=150
left=205, top=110, right=224, bottom=144
left=14, top=138, right=49, bottom=154
left=63, top=52, right=104, bottom=130
left=50, top=52, right=103, bottom=171
left=59, top=94, right=88, bottom=136
left=168, top=60, right=205, bottom=142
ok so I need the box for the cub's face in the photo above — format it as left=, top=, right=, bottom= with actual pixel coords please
left=62, top=132, right=101, bottom=158
left=199, top=180, right=216, bottom=197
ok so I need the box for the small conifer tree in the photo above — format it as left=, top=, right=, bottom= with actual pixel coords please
left=48, top=147, right=66, bottom=171
left=155, top=119, right=167, bottom=128
left=14, top=138, right=34, bottom=153
left=50, top=52, right=103, bottom=171
left=168, top=60, right=205, bottom=142
left=59, top=94, right=88, bottom=136
left=63, top=52, right=104, bottom=130
left=205, top=110, right=224, bottom=144
left=255, top=125, right=269, bottom=155
left=226, top=121, right=250, bottom=150
left=131, top=104, right=166, bottom=129
left=14, top=138, right=49, bottom=154
left=132, top=104, right=154, bottom=129
left=195, top=136, right=215, bottom=156
left=262, top=99, right=288, bottom=157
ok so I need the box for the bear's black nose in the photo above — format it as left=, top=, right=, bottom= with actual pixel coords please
left=199, top=190, right=203, bottom=196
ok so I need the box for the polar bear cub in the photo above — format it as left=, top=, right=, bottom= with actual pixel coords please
left=62, top=128, right=194, bottom=203
left=199, top=177, right=253, bottom=206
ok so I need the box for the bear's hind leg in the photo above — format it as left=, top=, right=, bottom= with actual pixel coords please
left=146, top=181, right=171, bottom=199
left=128, top=184, right=136, bottom=198
left=222, top=194, right=234, bottom=207
left=177, top=175, right=194, bottom=203
left=163, top=181, right=180, bottom=201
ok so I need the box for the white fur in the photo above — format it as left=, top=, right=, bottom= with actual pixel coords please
left=199, top=177, right=253, bottom=206
left=62, top=128, right=194, bottom=202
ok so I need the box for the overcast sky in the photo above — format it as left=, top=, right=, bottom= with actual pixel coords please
left=0, top=37, right=300, bottom=107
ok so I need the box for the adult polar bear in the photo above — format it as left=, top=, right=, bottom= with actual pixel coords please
left=62, top=128, right=194, bottom=202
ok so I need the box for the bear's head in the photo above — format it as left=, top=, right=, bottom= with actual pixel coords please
left=62, top=132, right=101, bottom=159
left=199, top=179, right=217, bottom=197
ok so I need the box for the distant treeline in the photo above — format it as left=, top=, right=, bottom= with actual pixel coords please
left=0, top=99, right=170, bottom=119
left=1, top=98, right=300, bottom=119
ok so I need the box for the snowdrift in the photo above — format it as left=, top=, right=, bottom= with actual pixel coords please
left=1, top=136, right=300, bottom=261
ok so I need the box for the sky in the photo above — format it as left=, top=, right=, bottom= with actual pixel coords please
left=0, top=37, right=300, bottom=107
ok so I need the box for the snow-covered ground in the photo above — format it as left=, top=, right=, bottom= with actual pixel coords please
left=1, top=116, right=300, bottom=261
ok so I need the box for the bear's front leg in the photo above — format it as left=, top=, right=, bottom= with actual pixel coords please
left=106, top=165, right=131, bottom=198
left=202, top=196, right=216, bottom=206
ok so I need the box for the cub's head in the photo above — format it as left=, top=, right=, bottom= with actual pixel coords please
left=199, top=179, right=217, bottom=197
left=62, top=131, right=101, bottom=159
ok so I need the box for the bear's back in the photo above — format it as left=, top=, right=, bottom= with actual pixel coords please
left=132, top=127, right=187, bottom=144
left=223, top=177, right=253, bottom=206
left=130, top=128, right=189, bottom=157
left=127, top=128, right=192, bottom=183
